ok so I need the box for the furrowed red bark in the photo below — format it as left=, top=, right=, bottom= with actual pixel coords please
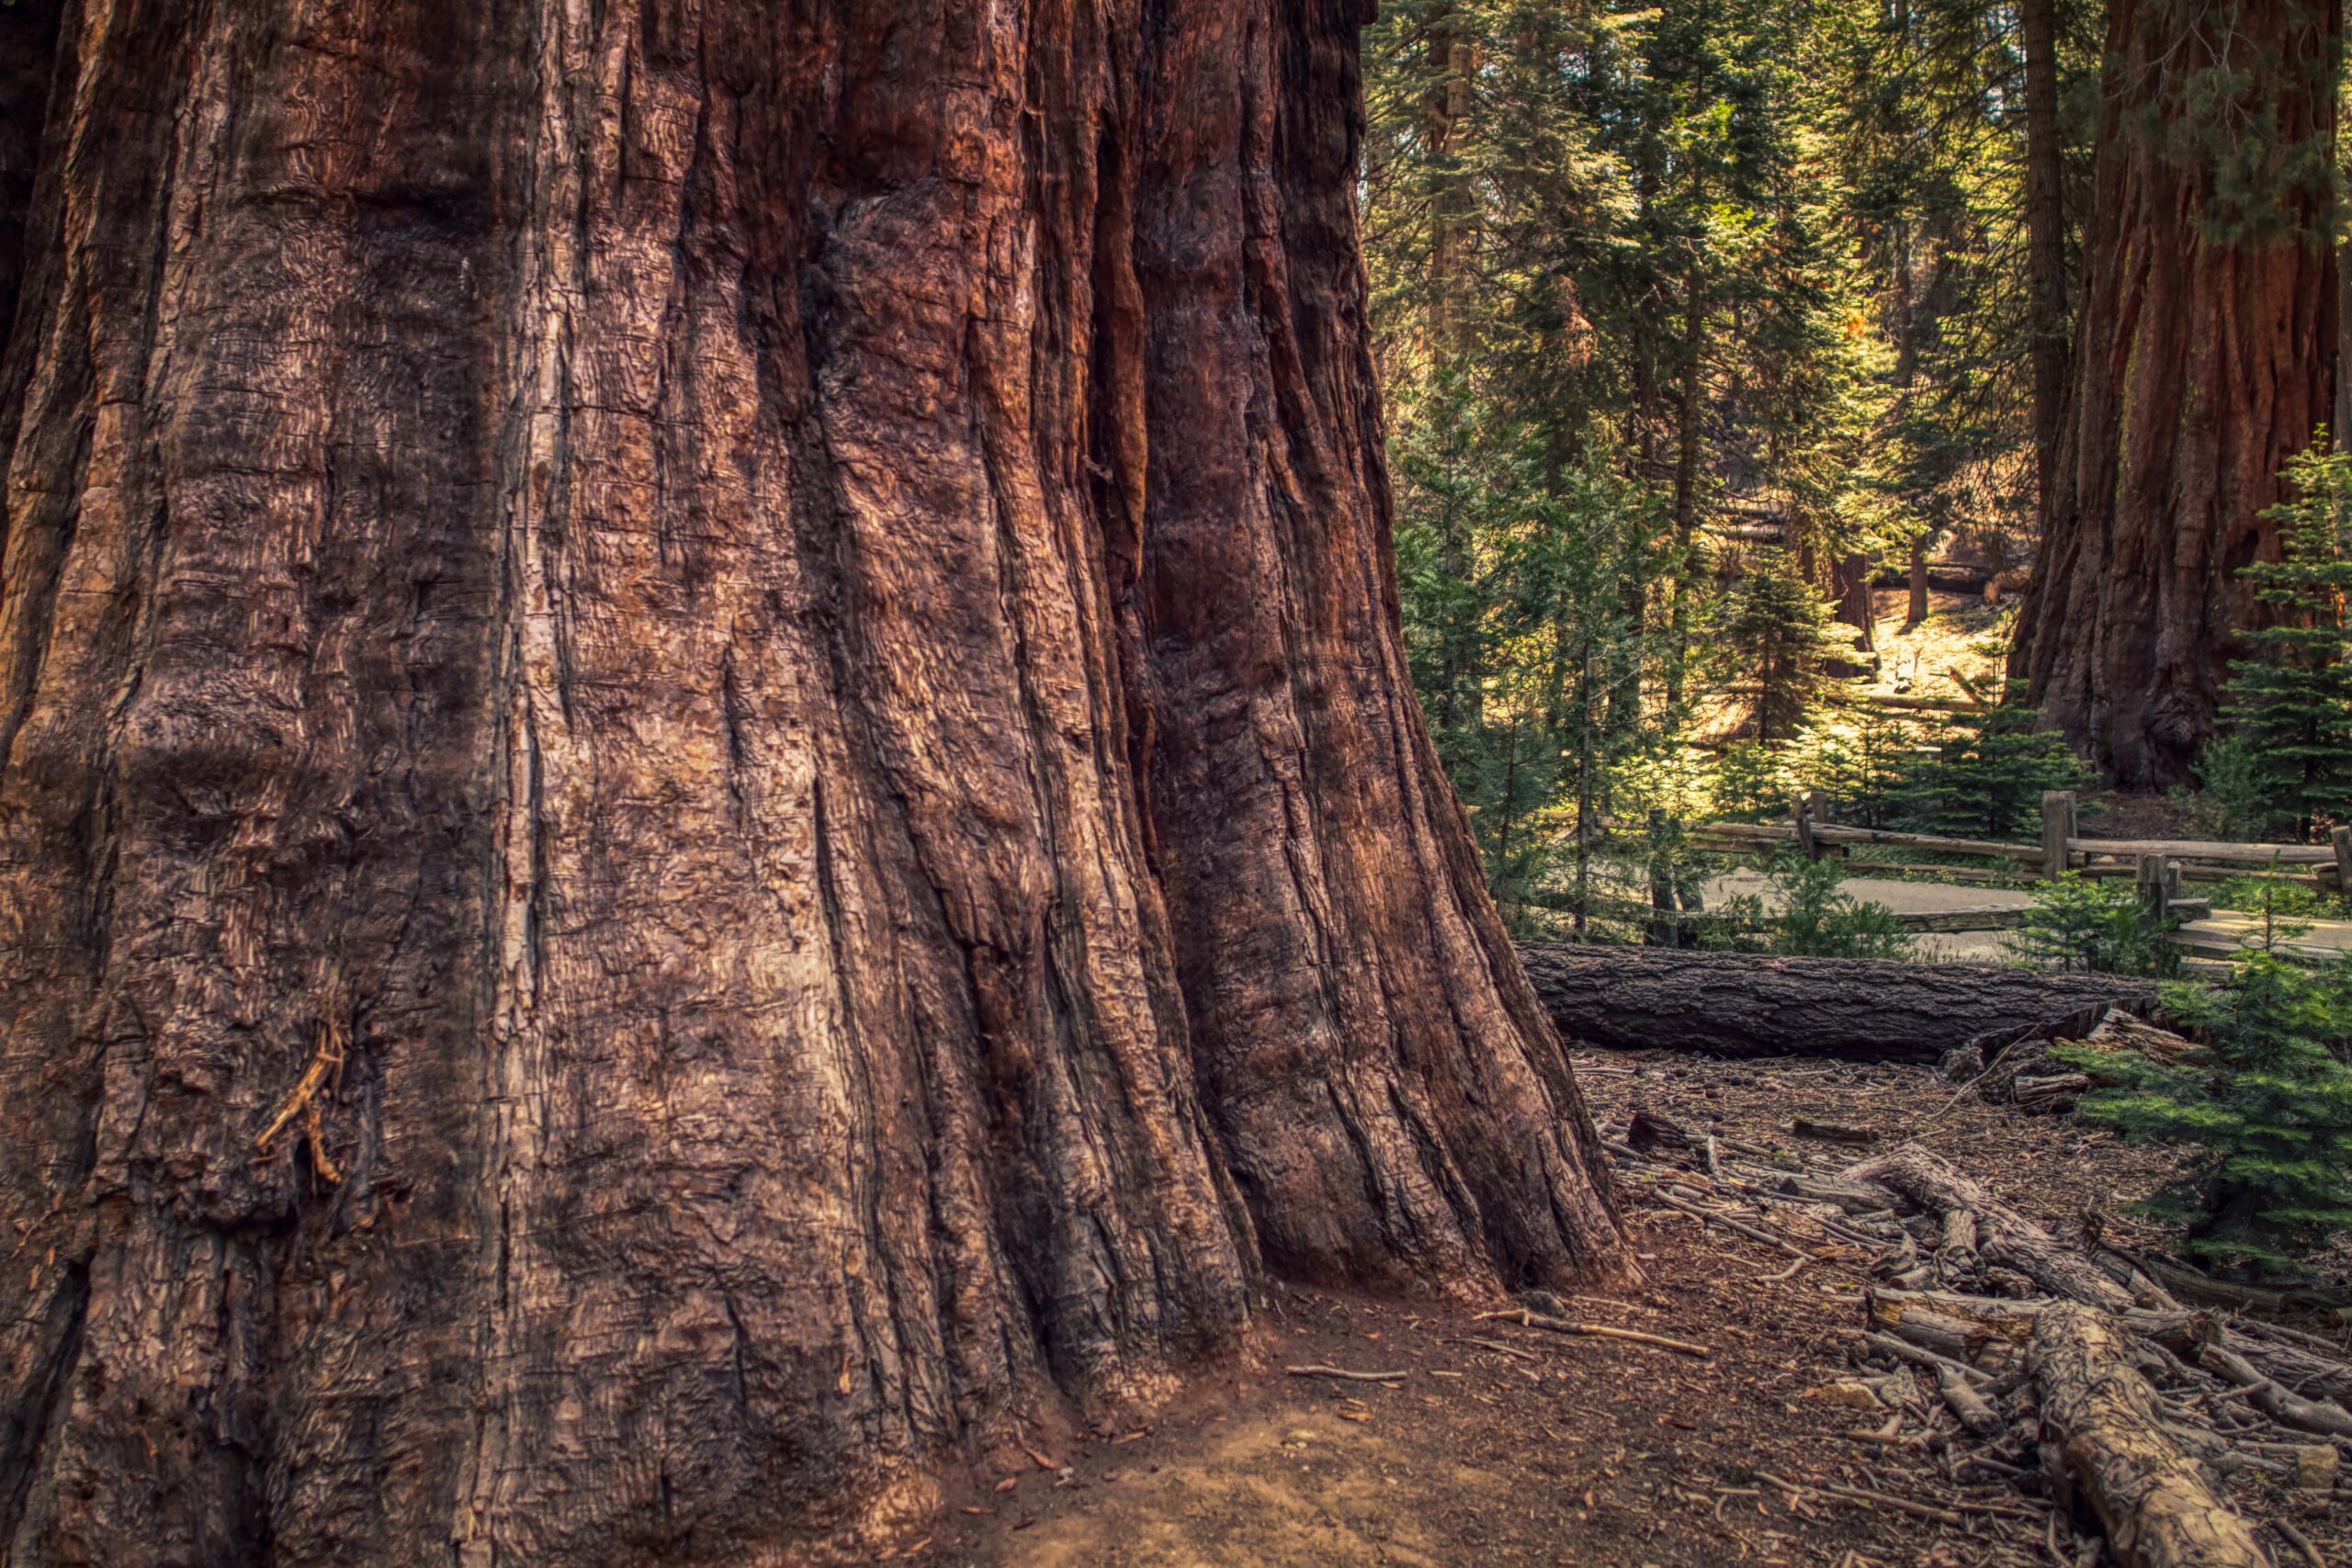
left=2018, top=0, right=2070, bottom=548
left=2010, top=0, right=2339, bottom=785
left=0, top=3, right=1630, bottom=1563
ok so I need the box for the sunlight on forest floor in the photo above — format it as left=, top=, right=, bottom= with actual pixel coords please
left=1865, top=589, right=2015, bottom=705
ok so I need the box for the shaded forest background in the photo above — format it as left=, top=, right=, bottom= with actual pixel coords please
left=1363, top=0, right=2351, bottom=932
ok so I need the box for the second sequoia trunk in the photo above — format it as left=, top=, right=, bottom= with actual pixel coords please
left=0, top=3, right=1628, bottom=1563
left=2010, top=0, right=2338, bottom=785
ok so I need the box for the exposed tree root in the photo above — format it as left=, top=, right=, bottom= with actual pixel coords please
left=2031, top=1304, right=2271, bottom=1568
left=1596, top=1117, right=2352, bottom=1567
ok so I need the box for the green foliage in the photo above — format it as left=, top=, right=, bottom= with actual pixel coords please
left=2208, top=876, right=2327, bottom=953
left=1716, top=547, right=1854, bottom=744
left=1711, top=739, right=1791, bottom=823
left=1900, top=689, right=2093, bottom=840
left=2056, top=954, right=2352, bottom=1276
left=1708, top=852, right=1916, bottom=958
left=2216, top=440, right=2352, bottom=842
left=1394, top=369, right=1683, bottom=933
left=1362, top=0, right=2106, bottom=932
left=2116, top=0, right=2337, bottom=246
left=1792, top=705, right=1928, bottom=829
left=2004, top=872, right=2173, bottom=976
left=2178, top=732, right=2278, bottom=844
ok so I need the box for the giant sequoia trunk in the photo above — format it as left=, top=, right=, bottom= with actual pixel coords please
left=2010, top=0, right=2338, bottom=785
left=0, top=3, right=1629, bottom=1562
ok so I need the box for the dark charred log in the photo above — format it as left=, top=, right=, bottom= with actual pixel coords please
left=1516, top=944, right=2158, bottom=1064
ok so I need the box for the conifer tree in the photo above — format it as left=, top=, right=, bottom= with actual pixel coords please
left=2217, top=442, right=2352, bottom=841
left=2062, top=956, right=2352, bottom=1275
left=1902, top=686, right=2091, bottom=839
left=1720, top=547, right=1852, bottom=744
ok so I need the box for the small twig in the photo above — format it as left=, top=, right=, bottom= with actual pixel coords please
left=1858, top=1329, right=1994, bottom=1386
left=1453, top=1336, right=1542, bottom=1364
left=1649, top=1189, right=1815, bottom=1260
left=1917, top=1036, right=2033, bottom=1128
left=1476, top=1308, right=1713, bottom=1359
left=1285, top=1365, right=1407, bottom=1383
left=1756, top=1470, right=2040, bottom=1524
left=2272, top=1518, right=2327, bottom=1568
left=1841, top=1427, right=1926, bottom=1449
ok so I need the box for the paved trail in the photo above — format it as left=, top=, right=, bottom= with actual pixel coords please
left=1709, top=867, right=2352, bottom=964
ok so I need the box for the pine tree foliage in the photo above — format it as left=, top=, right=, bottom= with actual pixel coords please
left=1902, top=688, right=2092, bottom=839
left=1716, top=547, right=1855, bottom=743
left=1707, top=852, right=1917, bottom=957
left=1362, top=0, right=2111, bottom=925
left=2059, top=956, right=2352, bottom=1275
left=1393, top=372, right=1679, bottom=930
left=1795, top=705, right=1928, bottom=829
left=2006, top=873, right=2173, bottom=976
left=2217, top=441, right=2352, bottom=841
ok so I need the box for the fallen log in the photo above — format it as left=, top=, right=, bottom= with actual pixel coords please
left=1870, top=1288, right=2352, bottom=1428
left=2198, top=1345, right=2352, bottom=1440
left=2030, top=1305, right=2272, bottom=1568
left=1516, top=945, right=2159, bottom=1063
left=1842, top=1145, right=2140, bottom=1311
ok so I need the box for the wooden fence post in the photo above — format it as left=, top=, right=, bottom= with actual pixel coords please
left=2334, top=826, right=2352, bottom=910
left=2135, top=854, right=2178, bottom=957
left=2041, top=790, right=2076, bottom=880
left=1792, top=794, right=1819, bottom=862
left=1647, top=809, right=1679, bottom=947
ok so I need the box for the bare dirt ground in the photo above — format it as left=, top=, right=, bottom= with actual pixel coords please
left=909, top=1051, right=2349, bottom=1567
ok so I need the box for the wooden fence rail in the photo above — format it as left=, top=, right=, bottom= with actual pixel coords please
left=1686, top=791, right=2352, bottom=893
left=1668, top=790, right=2351, bottom=967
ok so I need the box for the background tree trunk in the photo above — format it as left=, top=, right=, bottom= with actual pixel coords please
left=1832, top=551, right=1877, bottom=653
left=0, top=3, right=1629, bottom=1562
left=2009, top=0, right=2338, bottom=785
left=2019, top=0, right=2072, bottom=549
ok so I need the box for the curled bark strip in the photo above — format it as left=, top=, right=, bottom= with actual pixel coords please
left=2030, top=1305, right=2269, bottom=1568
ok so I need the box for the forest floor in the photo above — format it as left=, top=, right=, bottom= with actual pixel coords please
left=932, top=1052, right=2349, bottom=1568
left=1865, top=588, right=2012, bottom=705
